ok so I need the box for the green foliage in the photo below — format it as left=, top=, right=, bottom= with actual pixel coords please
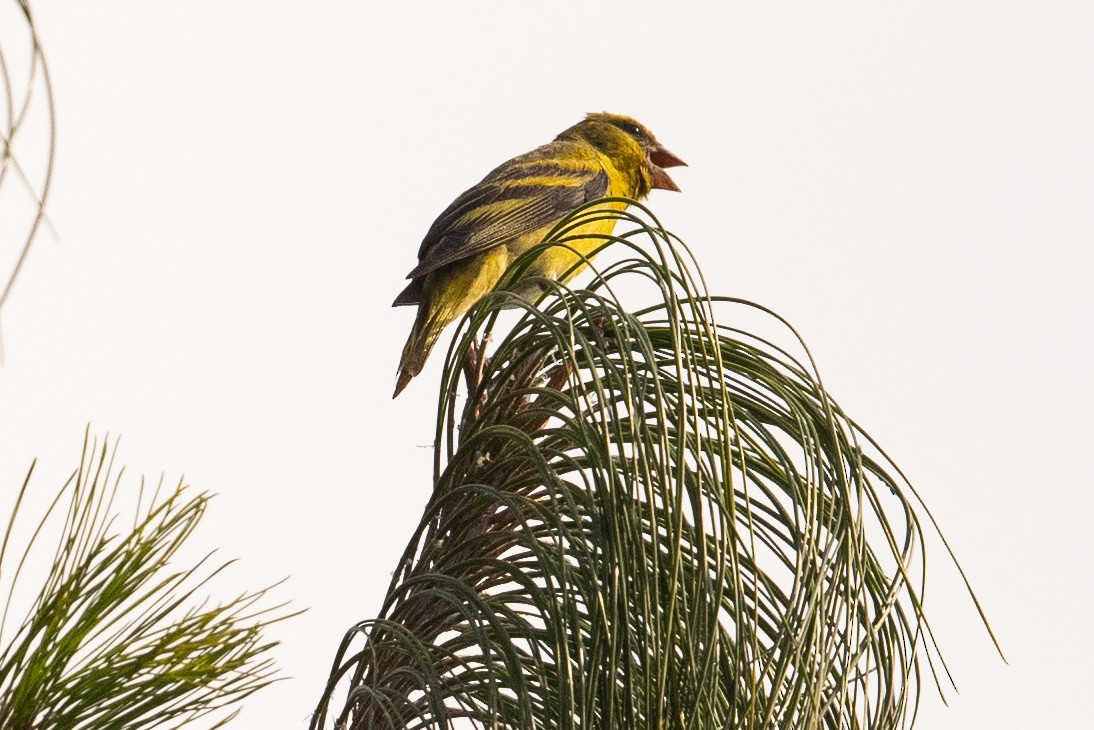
left=0, top=432, right=294, bottom=730
left=313, top=202, right=997, bottom=730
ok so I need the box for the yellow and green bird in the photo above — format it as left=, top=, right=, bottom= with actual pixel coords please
left=393, top=112, right=685, bottom=397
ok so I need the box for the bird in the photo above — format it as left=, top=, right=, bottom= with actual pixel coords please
left=392, top=112, right=685, bottom=398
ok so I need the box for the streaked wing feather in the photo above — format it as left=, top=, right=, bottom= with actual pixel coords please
left=404, top=145, right=609, bottom=281
left=392, top=277, right=422, bottom=307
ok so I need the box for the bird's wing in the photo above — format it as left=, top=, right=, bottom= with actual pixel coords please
left=404, top=142, right=609, bottom=281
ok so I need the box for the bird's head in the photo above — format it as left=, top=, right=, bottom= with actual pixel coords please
left=557, top=112, right=686, bottom=197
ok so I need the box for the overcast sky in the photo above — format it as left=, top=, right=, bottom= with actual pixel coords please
left=1, top=2, right=1091, bottom=727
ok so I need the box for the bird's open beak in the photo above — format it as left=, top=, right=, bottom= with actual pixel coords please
left=647, top=145, right=687, bottom=192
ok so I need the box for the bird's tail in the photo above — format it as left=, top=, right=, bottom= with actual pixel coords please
left=393, top=307, right=445, bottom=398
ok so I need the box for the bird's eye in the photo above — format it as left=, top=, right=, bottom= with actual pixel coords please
left=612, top=119, right=645, bottom=138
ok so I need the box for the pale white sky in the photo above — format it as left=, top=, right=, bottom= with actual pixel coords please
left=1, top=2, right=1091, bottom=727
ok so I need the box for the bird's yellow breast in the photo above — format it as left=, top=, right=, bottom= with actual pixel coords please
left=506, top=198, right=628, bottom=287
left=421, top=198, right=627, bottom=325
left=419, top=246, right=511, bottom=333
